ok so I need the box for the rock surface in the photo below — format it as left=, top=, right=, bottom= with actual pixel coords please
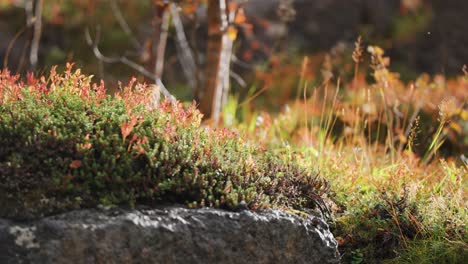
left=0, top=207, right=339, bottom=264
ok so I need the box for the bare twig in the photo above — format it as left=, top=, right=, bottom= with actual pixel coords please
left=29, top=0, right=43, bottom=70
left=155, top=8, right=170, bottom=77
left=189, top=5, right=202, bottom=93
left=85, top=27, right=175, bottom=101
left=25, top=0, right=34, bottom=26
left=3, top=0, right=35, bottom=69
left=3, top=25, right=27, bottom=69
left=230, top=70, right=246, bottom=87
left=109, top=0, right=142, bottom=50
left=170, top=4, right=197, bottom=90
left=232, top=55, right=253, bottom=69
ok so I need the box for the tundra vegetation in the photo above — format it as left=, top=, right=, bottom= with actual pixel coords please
left=0, top=65, right=328, bottom=219
left=0, top=0, right=467, bottom=263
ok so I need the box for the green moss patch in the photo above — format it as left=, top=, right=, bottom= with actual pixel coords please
left=0, top=67, right=328, bottom=219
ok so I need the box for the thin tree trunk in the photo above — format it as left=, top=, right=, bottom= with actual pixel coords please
left=170, top=4, right=197, bottom=92
left=221, top=5, right=237, bottom=108
left=144, top=3, right=169, bottom=82
left=200, top=0, right=235, bottom=125
left=29, top=0, right=43, bottom=71
left=155, top=8, right=170, bottom=78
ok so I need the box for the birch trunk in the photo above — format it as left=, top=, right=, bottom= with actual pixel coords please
left=200, top=0, right=235, bottom=125
left=29, top=0, right=43, bottom=71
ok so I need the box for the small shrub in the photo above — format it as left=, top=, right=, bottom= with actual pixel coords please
left=0, top=65, right=328, bottom=219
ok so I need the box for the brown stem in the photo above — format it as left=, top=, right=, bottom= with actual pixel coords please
left=29, top=0, right=43, bottom=70
left=155, top=8, right=170, bottom=78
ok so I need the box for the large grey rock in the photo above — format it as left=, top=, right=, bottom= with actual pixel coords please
left=0, top=207, right=339, bottom=264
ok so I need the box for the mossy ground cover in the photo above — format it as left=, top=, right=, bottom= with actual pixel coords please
left=0, top=65, right=327, bottom=220
left=222, top=46, right=467, bottom=263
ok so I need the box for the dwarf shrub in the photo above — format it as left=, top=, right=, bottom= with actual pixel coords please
left=0, top=66, right=327, bottom=219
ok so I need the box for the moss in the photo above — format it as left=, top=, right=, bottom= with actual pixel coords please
left=0, top=67, right=328, bottom=219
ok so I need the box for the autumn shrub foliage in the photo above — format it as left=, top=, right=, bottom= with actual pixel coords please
left=0, top=65, right=327, bottom=219
left=223, top=45, right=467, bottom=263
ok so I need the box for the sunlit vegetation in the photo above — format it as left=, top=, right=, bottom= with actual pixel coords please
left=221, top=45, right=467, bottom=262
left=0, top=64, right=327, bottom=220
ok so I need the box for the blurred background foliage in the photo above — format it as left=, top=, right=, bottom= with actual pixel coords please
left=0, top=0, right=466, bottom=157
left=1, top=1, right=467, bottom=84
left=0, top=0, right=466, bottom=161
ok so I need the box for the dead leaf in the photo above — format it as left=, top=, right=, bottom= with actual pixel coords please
left=69, top=160, right=82, bottom=169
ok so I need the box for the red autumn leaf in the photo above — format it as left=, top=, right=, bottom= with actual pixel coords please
left=81, top=142, right=92, bottom=150
left=234, top=8, right=246, bottom=24
left=223, top=184, right=232, bottom=194
left=121, top=117, right=138, bottom=140
left=129, top=133, right=138, bottom=144
left=69, top=160, right=82, bottom=169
